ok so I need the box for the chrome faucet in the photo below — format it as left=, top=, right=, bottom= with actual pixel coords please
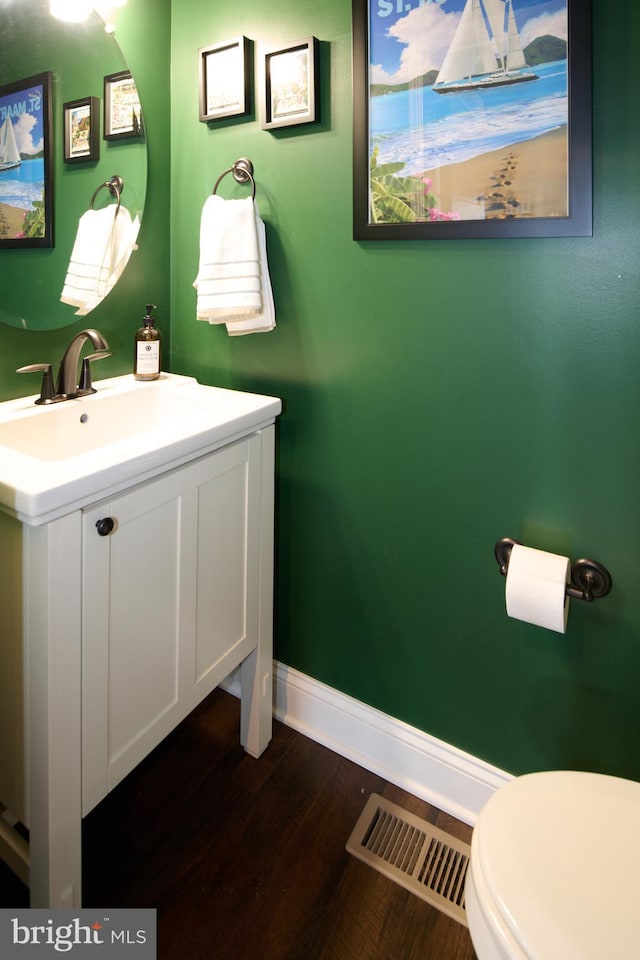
left=55, top=328, right=111, bottom=398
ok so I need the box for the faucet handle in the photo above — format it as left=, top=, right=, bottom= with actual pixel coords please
left=16, top=363, right=59, bottom=405
left=77, top=350, right=112, bottom=396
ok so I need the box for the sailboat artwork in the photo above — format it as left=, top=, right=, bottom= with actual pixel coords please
left=0, top=116, right=21, bottom=171
left=1, top=71, right=53, bottom=247
left=433, top=0, right=538, bottom=94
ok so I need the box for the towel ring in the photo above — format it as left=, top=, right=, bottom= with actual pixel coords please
left=212, top=158, right=256, bottom=200
left=90, top=175, right=124, bottom=216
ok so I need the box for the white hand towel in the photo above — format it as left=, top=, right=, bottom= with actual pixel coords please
left=60, top=205, right=140, bottom=315
left=194, top=195, right=262, bottom=321
left=225, top=214, right=276, bottom=336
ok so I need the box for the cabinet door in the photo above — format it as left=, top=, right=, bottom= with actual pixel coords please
left=195, top=439, right=261, bottom=685
left=82, top=437, right=259, bottom=815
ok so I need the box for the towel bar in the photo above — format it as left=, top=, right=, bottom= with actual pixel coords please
left=213, top=158, right=255, bottom=200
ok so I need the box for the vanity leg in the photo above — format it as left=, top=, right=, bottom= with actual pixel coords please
left=240, top=648, right=272, bottom=758
left=26, top=515, right=83, bottom=907
left=240, top=426, right=275, bottom=758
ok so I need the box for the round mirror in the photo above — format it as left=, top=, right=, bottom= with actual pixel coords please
left=0, top=0, right=146, bottom=330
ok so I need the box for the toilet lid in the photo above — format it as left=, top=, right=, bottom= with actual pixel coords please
left=474, top=771, right=640, bottom=960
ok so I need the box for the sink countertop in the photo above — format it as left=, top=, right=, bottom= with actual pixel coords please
left=0, top=373, right=281, bottom=525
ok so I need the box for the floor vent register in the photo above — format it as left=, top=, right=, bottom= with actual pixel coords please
left=346, top=793, right=470, bottom=926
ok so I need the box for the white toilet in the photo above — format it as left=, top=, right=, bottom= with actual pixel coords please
left=465, top=770, right=640, bottom=959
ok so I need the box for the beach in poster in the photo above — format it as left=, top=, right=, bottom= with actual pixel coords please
left=367, top=0, right=569, bottom=224
left=0, top=74, right=49, bottom=241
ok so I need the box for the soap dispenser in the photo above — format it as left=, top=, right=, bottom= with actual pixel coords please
left=134, top=304, right=161, bottom=381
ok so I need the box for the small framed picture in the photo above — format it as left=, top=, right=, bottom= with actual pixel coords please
left=262, top=37, right=319, bottom=130
left=103, top=71, right=143, bottom=140
left=63, top=96, right=100, bottom=163
left=198, top=36, right=251, bottom=122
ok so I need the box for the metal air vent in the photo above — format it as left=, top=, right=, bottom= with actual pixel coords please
left=346, top=793, right=470, bottom=926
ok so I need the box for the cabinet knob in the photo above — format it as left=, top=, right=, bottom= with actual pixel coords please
left=96, top=517, right=115, bottom=537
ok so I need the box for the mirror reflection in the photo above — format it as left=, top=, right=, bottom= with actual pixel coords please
left=0, top=0, right=146, bottom=330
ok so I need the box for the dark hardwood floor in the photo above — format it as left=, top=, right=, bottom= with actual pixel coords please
left=0, top=688, right=477, bottom=959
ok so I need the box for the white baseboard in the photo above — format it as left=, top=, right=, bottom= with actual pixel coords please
left=223, top=661, right=512, bottom=826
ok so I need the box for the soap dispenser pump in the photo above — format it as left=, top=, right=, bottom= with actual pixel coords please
left=134, top=304, right=161, bottom=381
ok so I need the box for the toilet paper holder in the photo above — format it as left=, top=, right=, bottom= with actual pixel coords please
left=495, top=538, right=612, bottom=603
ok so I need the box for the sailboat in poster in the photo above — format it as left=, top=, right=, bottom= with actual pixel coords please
left=0, top=116, right=21, bottom=171
left=433, top=0, right=538, bottom=94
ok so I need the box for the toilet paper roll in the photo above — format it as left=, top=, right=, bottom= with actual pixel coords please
left=505, top=543, right=570, bottom=633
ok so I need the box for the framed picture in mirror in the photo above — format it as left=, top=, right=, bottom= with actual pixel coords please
left=63, top=96, right=100, bottom=163
left=0, top=71, right=53, bottom=248
left=104, top=71, right=143, bottom=140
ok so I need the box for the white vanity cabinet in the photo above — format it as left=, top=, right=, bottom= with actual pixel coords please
left=81, top=433, right=268, bottom=815
left=0, top=377, right=279, bottom=909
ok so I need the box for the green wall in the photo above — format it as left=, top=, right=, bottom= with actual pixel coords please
left=1, top=1, right=637, bottom=783
left=170, top=0, right=640, bottom=779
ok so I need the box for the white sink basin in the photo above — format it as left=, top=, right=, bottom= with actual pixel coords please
left=0, top=373, right=281, bottom=524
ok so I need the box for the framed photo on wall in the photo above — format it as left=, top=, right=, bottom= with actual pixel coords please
left=63, top=96, right=100, bottom=163
left=262, top=37, right=319, bottom=130
left=0, top=71, right=53, bottom=248
left=198, top=36, right=251, bottom=122
left=352, top=0, right=592, bottom=240
left=104, top=71, right=143, bottom=140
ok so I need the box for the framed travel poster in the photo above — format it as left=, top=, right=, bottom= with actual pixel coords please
left=352, top=0, right=592, bottom=240
left=0, top=71, right=53, bottom=247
